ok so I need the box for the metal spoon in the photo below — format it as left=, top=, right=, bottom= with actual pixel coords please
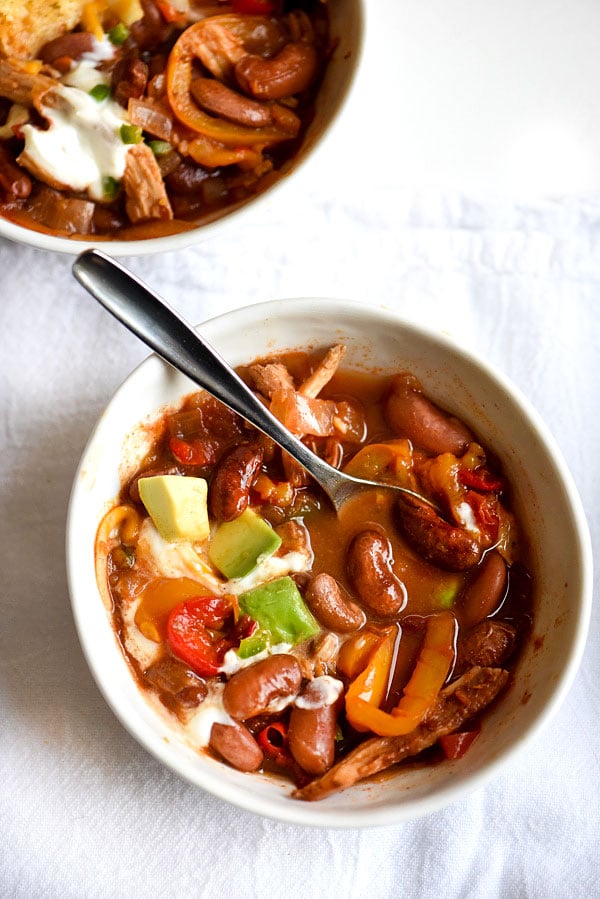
left=72, top=249, right=434, bottom=514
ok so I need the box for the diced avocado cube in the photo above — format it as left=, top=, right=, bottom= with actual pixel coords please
left=237, top=576, right=320, bottom=657
left=138, top=475, right=209, bottom=543
left=209, top=508, right=282, bottom=579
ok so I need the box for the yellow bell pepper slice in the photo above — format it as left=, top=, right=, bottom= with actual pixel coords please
left=345, top=612, right=457, bottom=737
left=343, top=440, right=415, bottom=487
left=345, top=628, right=396, bottom=733
left=187, top=134, right=265, bottom=169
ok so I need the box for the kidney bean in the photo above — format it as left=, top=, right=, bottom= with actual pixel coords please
left=130, top=0, right=171, bottom=50
left=223, top=654, right=302, bottom=721
left=165, top=160, right=210, bottom=195
left=235, top=42, right=319, bottom=100
left=305, top=573, right=365, bottom=633
left=112, top=54, right=149, bottom=108
left=0, top=146, right=32, bottom=199
left=39, top=32, right=94, bottom=64
left=209, top=443, right=264, bottom=522
left=288, top=677, right=342, bottom=775
left=190, top=77, right=273, bottom=128
left=457, top=620, right=516, bottom=668
left=458, top=550, right=508, bottom=628
left=385, top=373, right=473, bottom=456
left=395, top=494, right=482, bottom=571
left=346, top=530, right=407, bottom=617
left=209, top=720, right=264, bottom=772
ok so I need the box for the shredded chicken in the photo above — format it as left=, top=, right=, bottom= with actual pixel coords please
left=0, top=58, right=55, bottom=106
left=195, top=21, right=247, bottom=81
left=248, top=362, right=295, bottom=400
left=123, top=143, right=173, bottom=223
left=311, top=632, right=339, bottom=677
left=299, top=344, right=346, bottom=398
left=275, top=519, right=312, bottom=558
left=294, top=666, right=509, bottom=801
left=249, top=346, right=346, bottom=484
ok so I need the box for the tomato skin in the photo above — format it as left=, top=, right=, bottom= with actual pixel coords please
left=167, top=596, right=235, bottom=676
left=459, top=468, right=503, bottom=493
left=169, top=436, right=215, bottom=466
left=231, top=0, right=278, bottom=13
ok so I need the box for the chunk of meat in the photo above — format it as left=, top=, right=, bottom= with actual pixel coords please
left=457, top=621, right=516, bottom=669
left=248, top=361, right=295, bottom=399
left=0, top=59, right=56, bottom=107
left=294, top=666, right=509, bottom=801
left=194, top=20, right=247, bottom=81
left=123, top=143, right=173, bottom=223
left=298, top=345, right=345, bottom=398
left=274, top=519, right=312, bottom=559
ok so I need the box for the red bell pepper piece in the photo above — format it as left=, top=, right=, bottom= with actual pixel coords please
left=459, top=468, right=503, bottom=493
left=439, top=728, right=480, bottom=759
left=167, top=595, right=237, bottom=676
left=169, top=436, right=215, bottom=466
left=257, top=722, right=290, bottom=766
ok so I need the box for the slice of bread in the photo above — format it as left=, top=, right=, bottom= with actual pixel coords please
left=0, top=0, right=85, bottom=59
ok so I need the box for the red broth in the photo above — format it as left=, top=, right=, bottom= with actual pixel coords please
left=97, top=349, right=533, bottom=799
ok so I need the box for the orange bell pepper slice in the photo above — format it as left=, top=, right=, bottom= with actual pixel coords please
left=345, top=612, right=457, bottom=737
left=337, top=630, right=383, bottom=680
left=166, top=16, right=294, bottom=147
left=344, top=628, right=397, bottom=733
left=187, top=134, right=265, bottom=169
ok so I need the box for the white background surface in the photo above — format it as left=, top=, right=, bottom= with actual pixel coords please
left=1, top=2, right=599, bottom=896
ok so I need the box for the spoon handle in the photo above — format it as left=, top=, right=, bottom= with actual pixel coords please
left=72, top=249, right=340, bottom=499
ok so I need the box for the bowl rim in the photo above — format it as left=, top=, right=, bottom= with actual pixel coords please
left=0, top=2, right=365, bottom=258
left=66, top=297, right=594, bottom=827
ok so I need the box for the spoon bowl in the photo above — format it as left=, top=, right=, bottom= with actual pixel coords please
left=72, top=249, right=435, bottom=513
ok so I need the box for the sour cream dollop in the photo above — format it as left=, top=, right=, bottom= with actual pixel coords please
left=20, top=82, right=130, bottom=201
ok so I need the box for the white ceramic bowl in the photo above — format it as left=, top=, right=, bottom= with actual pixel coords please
left=0, top=0, right=363, bottom=257
left=66, top=298, right=592, bottom=827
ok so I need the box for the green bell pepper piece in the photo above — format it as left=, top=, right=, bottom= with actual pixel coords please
left=237, top=576, right=319, bottom=658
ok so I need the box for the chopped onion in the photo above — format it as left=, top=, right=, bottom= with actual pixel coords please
left=270, top=387, right=337, bottom=437
left=128, top=98, right=173, bottom=140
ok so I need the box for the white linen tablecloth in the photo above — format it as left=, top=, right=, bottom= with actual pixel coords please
left=1, top=4, right=599, bottom=896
